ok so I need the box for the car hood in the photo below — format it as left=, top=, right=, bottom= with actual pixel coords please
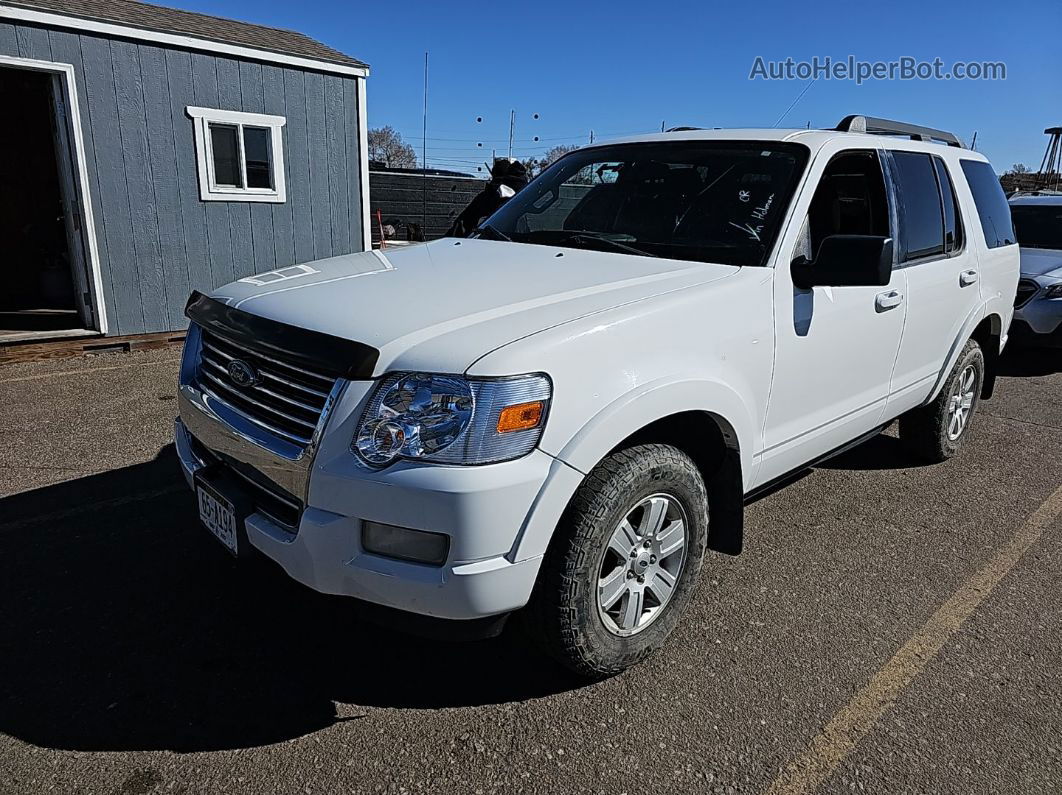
left=1020, top=247, right=1062, bottom=279
left=208, top=238, right=737, bottom=375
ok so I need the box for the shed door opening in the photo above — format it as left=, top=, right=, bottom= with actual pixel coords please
left=0, top=66, right=93, bottom=340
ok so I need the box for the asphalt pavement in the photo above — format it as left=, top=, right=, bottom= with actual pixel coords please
left=1, top=345, right=1060, bottom=794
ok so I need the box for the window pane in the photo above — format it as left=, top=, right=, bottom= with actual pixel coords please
left=960, top=160, right=1015, bottom=249
left=807, top=151, right=890, bottom=258
left=892, top=152, right=944, bottom=261
left=243, top=127, right=273, bottom=189
left=934, top=158, right=962, bottom=253
left=1011, top=205, right=1062, bottom=250
left=485, top=142, right=809, bottom=267
left=209, top=124, right=242, bottom=187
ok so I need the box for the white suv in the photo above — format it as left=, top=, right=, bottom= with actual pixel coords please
left=176, top=116, right=1019, bottom=677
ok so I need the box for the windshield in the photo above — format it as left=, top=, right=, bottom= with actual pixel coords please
left=1011, top=204, right=1062, bottom=250
left=480, top=141, right=809, bottom=267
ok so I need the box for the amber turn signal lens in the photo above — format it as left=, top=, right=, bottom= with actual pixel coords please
left=496, top=401, right=544, bottom=433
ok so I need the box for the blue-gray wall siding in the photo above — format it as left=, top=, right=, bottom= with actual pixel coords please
left=0, top=21, right=365, bottom=336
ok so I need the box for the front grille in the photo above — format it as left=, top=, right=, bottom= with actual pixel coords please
left=196, top=328, right=336, bottom=448
left=1015, top=279, right=1039, bottom=309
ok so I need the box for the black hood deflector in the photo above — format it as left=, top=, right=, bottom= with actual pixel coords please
left=185, top=291, right=379, bottom=380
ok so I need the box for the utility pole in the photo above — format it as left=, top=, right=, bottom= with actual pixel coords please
left=421, top=52, right=428, bottom=169
left=508, top=109, right=515, bottom=160
left=421, top=51, right=428, bottom=237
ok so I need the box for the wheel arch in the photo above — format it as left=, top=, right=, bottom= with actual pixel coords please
left=595, top=409, right=746, bottom=556
left=529, top=378, right=756, bottom=560
left=927, top=305, right=1001, bottom=403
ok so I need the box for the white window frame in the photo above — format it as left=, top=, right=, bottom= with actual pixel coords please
left=187, top=107, right=287, bottom=203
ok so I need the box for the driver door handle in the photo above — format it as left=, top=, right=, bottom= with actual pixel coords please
left=875, top=290, right=904, bottom=311
left=960, top=269, right=979, bottom=286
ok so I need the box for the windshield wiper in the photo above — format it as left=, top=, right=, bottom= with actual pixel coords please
left=557, top=231, right=658, bottom=258
left=473, top=223, right=511, bottom=242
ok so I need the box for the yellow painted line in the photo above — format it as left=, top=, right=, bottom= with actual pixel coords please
left=0, top=357, right=179, bottom=384
left=765, top=482, right=1062, bottom=795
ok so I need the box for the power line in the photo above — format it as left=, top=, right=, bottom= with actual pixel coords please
left=772, top=79, right=816, bottom=128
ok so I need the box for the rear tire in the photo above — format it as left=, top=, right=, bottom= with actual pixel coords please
left=898, top=338, right=984, bottom=463
left=523, top=444, right=708, bottom=678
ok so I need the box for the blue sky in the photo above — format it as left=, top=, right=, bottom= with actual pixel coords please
left=178, top=0, right=1059, bottom=175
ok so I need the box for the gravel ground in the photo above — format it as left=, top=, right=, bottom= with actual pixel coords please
left=1, top=345, right=1060, bottom=794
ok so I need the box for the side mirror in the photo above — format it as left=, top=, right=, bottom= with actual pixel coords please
left=791, top=235, right=893, bottom=289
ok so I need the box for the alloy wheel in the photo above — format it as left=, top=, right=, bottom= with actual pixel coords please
left=596, top=493, right=688, bottom=637
left=947, top=364, right=977, bottom=441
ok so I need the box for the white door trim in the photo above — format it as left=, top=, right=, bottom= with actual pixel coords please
left=356, top=76, right=371, bottom=251
left=0, top=54, right=108, bottom=334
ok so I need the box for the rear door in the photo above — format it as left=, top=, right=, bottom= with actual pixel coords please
left=960, top=160, right=1020, bottom=338
left=885, top=151, right=981, bottom=416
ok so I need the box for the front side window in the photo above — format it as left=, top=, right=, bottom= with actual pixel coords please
left=804, top=149, right=890, bottom=261
left=482, top=142, right=809, bottom=267
left=187, top=107, right=286, bottom=202
left=960, top=160, right=1015, bottom=249
left=892, top=151, right=945, bottom=262
left=1010, top=205, right=1062, bottom=250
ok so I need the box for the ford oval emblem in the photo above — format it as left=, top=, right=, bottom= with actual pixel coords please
left=227, top=359, right=259, bottom=388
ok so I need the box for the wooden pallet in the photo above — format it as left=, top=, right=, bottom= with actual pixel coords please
left=0, top=330, right=187, bottom=365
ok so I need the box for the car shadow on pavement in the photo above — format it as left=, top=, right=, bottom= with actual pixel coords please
left=0, top=446, right=585, bottom=753
left=998, top=345, right=1062, bottom=377
left=815, top=432, right=931, bottom=472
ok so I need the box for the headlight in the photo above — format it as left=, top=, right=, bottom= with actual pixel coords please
left=1045, top=284, right=1062, bottom=299
left=353, top=372, right=551, bottom=467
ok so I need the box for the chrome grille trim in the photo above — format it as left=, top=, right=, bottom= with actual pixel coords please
left=200, top=343, right=331, bottom=398
left=178, top=322, right=354, bottom=503
left=199, top=356, right=322, bottom=414
left=193, top=329, right=340, bottom=452
left=201, top=336, right=334, bottom=384
left=196, top=381, right=312, bottom=446
left=196, top=371, right=316, bottom=443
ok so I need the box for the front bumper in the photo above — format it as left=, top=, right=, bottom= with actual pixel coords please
left=1014, top=282, right=1062, bottom=338
left=175, top=412, right=556, bottom=621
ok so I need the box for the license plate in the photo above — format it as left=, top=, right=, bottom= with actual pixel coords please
left=197, top=480, right=238, bottom=555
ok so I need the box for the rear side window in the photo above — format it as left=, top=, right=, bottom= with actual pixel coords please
left=934, top=158, right=963, bottom=254
left=960, top=160, right=1015, bottom=248
left=892, top=152, right=944, bottom=261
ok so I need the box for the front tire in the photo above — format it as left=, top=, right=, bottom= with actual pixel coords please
left=524, top=444, right=707, bottom=678
left=898, top=338, right=984, bottom=463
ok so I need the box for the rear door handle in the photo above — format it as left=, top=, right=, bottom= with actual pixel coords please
left=960, top=270, right=979, bottom=286
left=875, top=290, right=904, bottom=311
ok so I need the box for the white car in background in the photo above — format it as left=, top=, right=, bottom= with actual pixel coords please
left=1010, top=194, right=1062, bottom=346
left=175, top=115, right=1019, bottom=677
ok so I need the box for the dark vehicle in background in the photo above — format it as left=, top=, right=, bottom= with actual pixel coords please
left=1010, top=194, right=1062, bottom=346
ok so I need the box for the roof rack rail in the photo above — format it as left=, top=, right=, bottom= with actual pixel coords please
left=835, top=115, right=964, bottom=148
left=665, top=126, right=702, bottom=132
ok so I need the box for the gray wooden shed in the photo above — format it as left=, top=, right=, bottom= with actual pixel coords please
left=0, top=0, right=369, bottom=342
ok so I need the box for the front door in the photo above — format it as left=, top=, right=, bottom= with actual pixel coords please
left=758, top=147, right=906, bottom=484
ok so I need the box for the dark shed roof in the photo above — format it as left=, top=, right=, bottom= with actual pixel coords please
left=3, top=0, right=366, bottom=69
